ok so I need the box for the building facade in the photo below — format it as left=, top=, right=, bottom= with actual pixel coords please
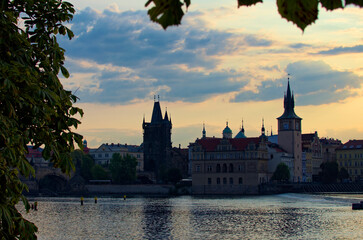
left=301, top=132, right=323, bottom=182
left=336, top=140, right=363, bottom=182
left=190, top=123, right=269, bottom=194
left=89, top=143, right=144, bottom=172
left=320, top=138, right=342, bottom=163
left=142, top=98, right=172, bottom=181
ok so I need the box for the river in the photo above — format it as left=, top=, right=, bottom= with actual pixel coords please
left=22, top=193, right=363, bottom=239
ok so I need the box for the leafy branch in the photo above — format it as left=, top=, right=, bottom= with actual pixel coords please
left=145, top=0, right=363, bottom=31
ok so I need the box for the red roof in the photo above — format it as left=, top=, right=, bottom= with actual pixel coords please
left=337, top=140, right=363, bottom=150
left=196, top=137, right=261, bottom=151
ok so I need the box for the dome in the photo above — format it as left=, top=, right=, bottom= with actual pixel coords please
left=223, top=126, right=232, bottom=134
left=234, top=131, right=246, bottom=139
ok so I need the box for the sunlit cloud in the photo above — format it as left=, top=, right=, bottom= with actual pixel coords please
left=231, top=60, right=363, bottom=105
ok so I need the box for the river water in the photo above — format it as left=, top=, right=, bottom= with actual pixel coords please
left=22, top=193, right=363, bottom=240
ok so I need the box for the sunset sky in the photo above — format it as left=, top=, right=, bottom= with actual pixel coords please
left=62, top=1, right=363, bottom=148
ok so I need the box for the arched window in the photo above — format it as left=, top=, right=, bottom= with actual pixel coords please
left=239, top=177, right=243, bottom=185
left=217, top=178, right=220, bottom=185
left=222, top=164, right=227, bottom=172
left=223, top=177, right=227, bottom=184
left=216, top=164, right=221, bottom=173
left=229, top=163, right=234, bottom=172
left=229, top=177, right=233, bottom=185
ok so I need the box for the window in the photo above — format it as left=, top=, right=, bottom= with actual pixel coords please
left=217, top=178, right=220, bottom=185
left=229, top=163, right=234, bottom=173
left=229, top=177, right=233, bottom=185
left=223, top=164, right=227, bottom=172
left=98, top=154, right=102, bottom=157
left=207, top=165, right=212, bottom=172
left=216, top=164, right=221, bottom=173
left=196, top=165, right=200, bottom=172
left=208, top=178, right=212, bottom=185
left=239, top=177, right=243, bottom=184
left=238, top=164, right=244, bottom=172
left=223, top=177, right=227, bottom=184
left=105, top=153, right=109, bottom=157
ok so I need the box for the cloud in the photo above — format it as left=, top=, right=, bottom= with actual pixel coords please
left=231, top=61, right=363, bottom=106
left=316, top=45, right=363, bottom=55
left=60, top=8, right=274, bottom=104
left=244, top=35, right=273, bottom=47
left=289, top=43, right=311, bottom=49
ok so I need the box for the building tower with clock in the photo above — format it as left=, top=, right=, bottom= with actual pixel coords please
left=277, top=80, right=302, bottom=182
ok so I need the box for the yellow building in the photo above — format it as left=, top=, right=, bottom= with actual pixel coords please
left=336, top=140, right=363, bottom=182
left=302, top=132, right=323, bottom=182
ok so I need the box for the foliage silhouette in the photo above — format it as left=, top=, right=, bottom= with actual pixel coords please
left=145, top=0, right=362, bottom=31
left=0, top=1, right=81, bottom=238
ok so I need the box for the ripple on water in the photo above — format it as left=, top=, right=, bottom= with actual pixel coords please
left=20, top=194, right=363, bottom=240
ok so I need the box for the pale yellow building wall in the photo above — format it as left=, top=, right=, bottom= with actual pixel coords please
left=336, top=148, right=363, bottom=181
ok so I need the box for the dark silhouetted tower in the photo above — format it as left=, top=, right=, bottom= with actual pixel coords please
left=142, top=97, right=172, bottom=182
left=277, top=80, right=302, bottom=182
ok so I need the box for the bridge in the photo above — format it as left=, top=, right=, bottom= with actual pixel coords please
left=22, top=165, right=78, bottom=195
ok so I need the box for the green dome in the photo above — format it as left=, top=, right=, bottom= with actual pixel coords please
left=223, top=126, right=232, bottom=134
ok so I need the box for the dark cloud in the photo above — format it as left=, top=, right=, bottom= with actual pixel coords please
left=232, top=61, right=362, bottom=106
left=316, top=45, right=363, bottom=55
left=244, top=35, right=273, bottom=47
left=289, top=43, right=311, bottom=49
left=60, top=8, right=269, bottom=104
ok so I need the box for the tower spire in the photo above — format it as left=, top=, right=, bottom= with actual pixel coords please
left=242, top=119, right=245, bottom=134
left=278, top=75, right=301, bottom=120
left=202, top=122, right=206, bottom=138
left=164, top=107, right=169, bottom=121
left=261, top=118, right=265, bottom=135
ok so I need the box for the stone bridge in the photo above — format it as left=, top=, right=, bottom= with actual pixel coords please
left=23, top=166, right=78, bottom=194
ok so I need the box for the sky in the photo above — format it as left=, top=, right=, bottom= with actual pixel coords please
left=60, top=0, right=363, bottom=148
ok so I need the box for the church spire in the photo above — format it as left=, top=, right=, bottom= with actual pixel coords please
left=278, top=77, right=301, bottom=120
left=151, top=96, right=163, bottom=123
left=261, top=118, right=265, bottom=135
left=164, top=107, right=169, bottom=121
left=241, top=119, right=245, bottom=134
left=202, top=123, right=206, bottom=138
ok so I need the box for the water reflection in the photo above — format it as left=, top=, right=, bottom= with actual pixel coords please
left=21, top=194, right=363, bottom=240
left=142, top=198, right=172, bottom=239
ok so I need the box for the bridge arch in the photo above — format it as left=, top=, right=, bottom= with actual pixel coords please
left=39, top=174, right=69, bottom=193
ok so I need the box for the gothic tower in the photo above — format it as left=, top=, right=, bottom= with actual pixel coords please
left=143, top=97, right=172, bottom=182
left=277, top=80, right=302, bottom=182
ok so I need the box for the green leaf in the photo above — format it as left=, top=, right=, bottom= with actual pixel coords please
left=238, top=0, right=263, bottom=8
left=60, top=65, right=70, bottom=78
left=277, top=0, right=319, bottom=31
left=320, top=0, right=343, bottom=10
left=345, top=0, right=363, bottom=7
left=146, top=0, right=185, bottom=29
